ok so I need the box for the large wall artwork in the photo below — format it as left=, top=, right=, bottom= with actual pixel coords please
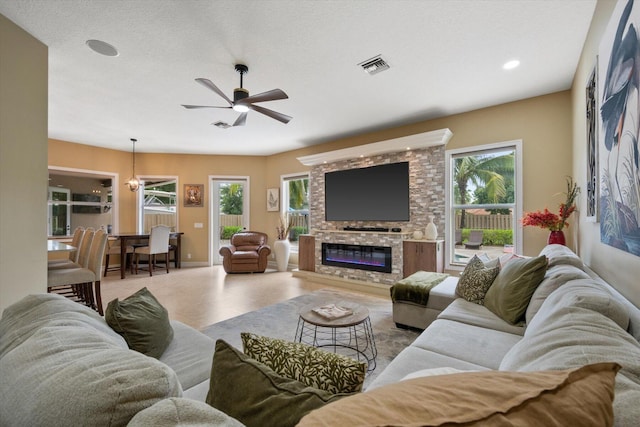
left=598, top=0, right=640, bottom=257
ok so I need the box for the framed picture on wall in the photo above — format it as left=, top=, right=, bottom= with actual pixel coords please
left=184, top=184, right=204, bottom=207
left=586, top=63, right=599, bottom=222
left=267, top=188, right=279, bottom=211
left=598, top=0, right=640, bottom=256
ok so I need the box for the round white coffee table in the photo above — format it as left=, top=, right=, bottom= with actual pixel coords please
left=294, top=300, right=377, bottom=371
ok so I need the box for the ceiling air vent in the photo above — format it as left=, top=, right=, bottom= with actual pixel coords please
left=213, top=121, right=232, bottom=129
left=358, top=55, right=390, bottom=75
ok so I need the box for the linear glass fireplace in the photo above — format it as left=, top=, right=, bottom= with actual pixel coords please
left=322, top=243, right=392, bottom=273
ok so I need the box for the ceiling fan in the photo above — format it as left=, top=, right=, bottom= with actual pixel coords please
left=182, top=64, right=291, bottom=127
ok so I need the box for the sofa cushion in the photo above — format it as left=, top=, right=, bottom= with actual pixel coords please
left=0, top=293, right=127, bottom=358
left=455, top=255, right=500, bottom=305
left=298, top=363, right=620, bottom=427
left=525, top=264, right=591, bottom=324
left=128, top=397, right=244, bottom=427
left=0, top=313, right=182, bottom=427
left=539, top=243, right=585, bottom=270
left=411, top=318, right=522, bottom=369
left=206, top=339, right=349, bottom=427
left=106, top=287, right=174, bottom=358
left=240, top=332, right=366, bottom=393
left=500, top=281, right=640, bottom=424
left=484, top=255, right=548, bottom=324
left=158, top=320, right=216, bottom=391
left=367, top=346, right=490, bottom=390
left=528, top=279, right=630, bottom=334
left=437, top=298, right=525, bottom=336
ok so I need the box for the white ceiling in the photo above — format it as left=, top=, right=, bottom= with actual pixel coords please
left=1, top=0, right=596, bottom=156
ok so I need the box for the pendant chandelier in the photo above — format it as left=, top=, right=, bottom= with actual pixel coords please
left=125, top=138, right=140, bottom=192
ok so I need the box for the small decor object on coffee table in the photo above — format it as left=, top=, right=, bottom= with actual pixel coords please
left=296, top=301, right=377, bottom=371
left=312, top=304, right=353, bottom=320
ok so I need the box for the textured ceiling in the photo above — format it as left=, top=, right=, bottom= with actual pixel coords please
left=0, top=0, right=596, bottom=155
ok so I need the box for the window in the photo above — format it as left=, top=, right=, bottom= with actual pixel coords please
left=281, top=173, right=310, bottom=252
left=137, top=178, right=178, bottom=233
left=48, top=168, right=116, bottom=236
left=445, top=141, right=522, bottom=269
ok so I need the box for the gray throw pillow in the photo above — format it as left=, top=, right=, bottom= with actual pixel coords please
left=105, top=287, right=174, bottom=358
left=456, top=255, right=500, bottom=305
left=484, top=255, right=548, bottom=324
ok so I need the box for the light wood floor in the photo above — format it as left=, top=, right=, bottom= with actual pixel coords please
left=100, top=266, right=371, bottom=330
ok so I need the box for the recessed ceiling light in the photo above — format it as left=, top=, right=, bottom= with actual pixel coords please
left=86, top=39, right=119, bottom=57
left=503, top=59, right=520, bottom=70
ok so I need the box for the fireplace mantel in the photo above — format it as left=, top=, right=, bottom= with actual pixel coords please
left=311, top=229, right=411, bottom=237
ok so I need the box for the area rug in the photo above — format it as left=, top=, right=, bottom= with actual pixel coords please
left=201, top=289, right=420, bottom=388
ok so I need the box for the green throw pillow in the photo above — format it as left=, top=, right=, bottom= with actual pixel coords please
left=484, top=255, right=548, bottom=324
left=241, top=332, right=366, bottom=394
left=455, top=255, right=500, bottom=305
left=105, top=287, right=174, bottom=358
left=206, top=339, right=351, bottom=427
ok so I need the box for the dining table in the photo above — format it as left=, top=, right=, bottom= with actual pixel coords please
left=47, top=240, right=77, bottom=253
left=111, top=232, right=184, bottom=279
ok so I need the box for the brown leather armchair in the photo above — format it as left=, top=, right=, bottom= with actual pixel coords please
left=219, top=231, right=271, bottom=273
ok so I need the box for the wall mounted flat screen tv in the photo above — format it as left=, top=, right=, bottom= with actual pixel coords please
left=325, top=162, right=410, bottom=221
left=72, top=193, right=102, bottom=214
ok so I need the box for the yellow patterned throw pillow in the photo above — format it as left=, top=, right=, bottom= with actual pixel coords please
left=240, top=332, right=366, bottom=393
left=455, top=255, right=500, bottom=305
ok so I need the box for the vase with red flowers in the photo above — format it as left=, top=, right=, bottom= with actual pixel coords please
left=522, top=177, right=580, bottom=246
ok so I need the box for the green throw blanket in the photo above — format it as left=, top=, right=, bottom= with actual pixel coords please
left=390, top=271, right=450, bottom=306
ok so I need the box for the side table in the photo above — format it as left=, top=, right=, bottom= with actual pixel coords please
left=295, top=301, right=377, bottom=371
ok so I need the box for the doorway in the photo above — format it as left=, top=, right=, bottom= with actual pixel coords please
left=48, top=187, right=71, bottom=236
left=210, top=177, right=250, bottom=264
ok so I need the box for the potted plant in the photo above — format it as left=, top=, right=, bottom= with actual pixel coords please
left=522, top=177, right=580, bottom=245
left=274, top=214, right=293, bottom=271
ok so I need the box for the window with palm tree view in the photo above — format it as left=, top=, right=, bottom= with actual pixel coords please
left=448, top=142, right=521, bottom=267
left=282, top=174, right=309, bottom=252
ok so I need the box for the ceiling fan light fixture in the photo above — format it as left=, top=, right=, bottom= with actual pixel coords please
left=233, top=104, right=250, bottom=112
left=503, top=59, right=520, bottom=70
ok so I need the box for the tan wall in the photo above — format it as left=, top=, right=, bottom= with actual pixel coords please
left=571, top=0, right=640, bottom=307
left=49, top=139, right=268, bottom=263
left=0, top=14, right=49, bottom=313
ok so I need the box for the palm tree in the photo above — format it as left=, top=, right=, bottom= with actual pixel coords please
left=288, top=178, right=309, bottom=210
left=454, top=153, right=514, bottom=228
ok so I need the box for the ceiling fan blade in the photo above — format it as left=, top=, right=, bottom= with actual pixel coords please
left=181, top=104, right=232, bottom=109
left=233, top=112, right=248, bottom=127
left=195, top=78, right=233, bottom=106
left=248, top=104, right=292, bottom=124
left=239, top=89, right=288, bottom=105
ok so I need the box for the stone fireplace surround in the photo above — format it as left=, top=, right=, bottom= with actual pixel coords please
left=299, top=130, right=450, bottom=286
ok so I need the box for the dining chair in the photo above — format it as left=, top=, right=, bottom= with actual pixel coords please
left=48, top=228, right=95, bottom=271
left=47, top=227, right=85, bottom=269
left=47, top=229, right=108, bottom=314
left=133, top=225, right=171, bottom=276
left=103, top=238, right=134, bottom=277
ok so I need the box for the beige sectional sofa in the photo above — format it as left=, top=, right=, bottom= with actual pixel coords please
left=0, top=293, right=235, bottom=426
left=369, top=244, right=640, bottom=426
left=2, top=244, right=639, bottom=425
